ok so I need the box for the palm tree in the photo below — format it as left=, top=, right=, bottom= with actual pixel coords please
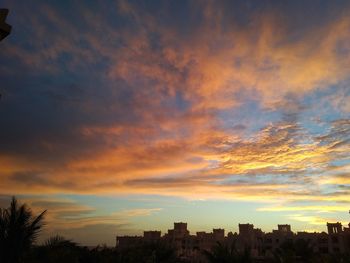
left=44, top=235, right=77, bottom=248
left=0, top=196, right=46, bottom=263
left=30, top=235, right=81, bottom=263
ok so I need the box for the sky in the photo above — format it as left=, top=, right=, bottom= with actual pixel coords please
left=0, top=0, right=350, bottom=246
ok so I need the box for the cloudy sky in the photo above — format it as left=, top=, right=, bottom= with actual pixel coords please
left=1, top=0, right=350, bottom=245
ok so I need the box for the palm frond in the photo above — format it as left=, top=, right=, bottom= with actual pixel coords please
left=0, top=196, right=46, bottom=263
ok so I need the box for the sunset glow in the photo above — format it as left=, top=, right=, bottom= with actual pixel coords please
left=1, top=0, right=350, bottom=245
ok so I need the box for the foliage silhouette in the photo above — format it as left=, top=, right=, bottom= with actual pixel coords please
left=27, top=238, right=179, bottom=263
left=83, top=245, right=119, bottom=263
left=0, top=196, right=46, bottom=263
left=28, top=235, right=83, bottom=263
left=117, top=241, right=178, bottom=263
left=204, top=241, right=252, bottom=263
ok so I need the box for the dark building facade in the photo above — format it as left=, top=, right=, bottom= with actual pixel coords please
left=116, top=221, right=350, bottom=262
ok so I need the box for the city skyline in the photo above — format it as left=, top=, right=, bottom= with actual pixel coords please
left=1, top=0, right=350, bottom=246
left=117, top=219, right=350, bottom=238
left=116, top=220, right=350, bottom=261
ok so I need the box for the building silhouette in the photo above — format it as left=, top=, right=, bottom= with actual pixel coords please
left=116, top=221, right=350, bottom=261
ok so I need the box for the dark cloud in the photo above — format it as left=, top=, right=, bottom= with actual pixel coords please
left=125, top=176, right=203, bottom=188
left=11, top=171, right=50, bottom=185
left=10, top=171, right=76, bottom=189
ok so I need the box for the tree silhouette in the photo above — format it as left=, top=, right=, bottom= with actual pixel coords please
left=204, top=241, right=252, bottom=263
left=271, top=238, right=319, bottom=263
left=44, top=234, right=77, bottom=248
left=0, top=196, right=46, bottom=263
left=0, top=9, right=12, bottom=41
left=29, top=235, right=82, bottom=263
left=84, top=244, right=119, bottom=263
left=118, top=241, right=178, bottom=263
